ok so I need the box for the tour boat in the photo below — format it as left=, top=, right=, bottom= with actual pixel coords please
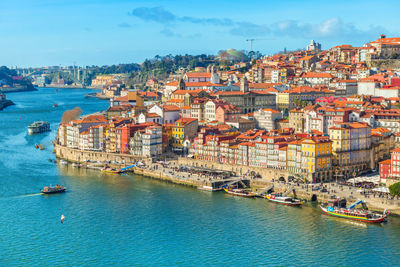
left=320, top=206, right=388, bottom=223
left=28, top=121, right=50, bottom=135
left=320, top=198, right=388, bottom=223
left=264, top=194, right=303, bottom=206
left=41, top=185, right=66, bottom=194
left=223, top=188, right=256, bottom=198
left=198, top=185, right=222, bottom=192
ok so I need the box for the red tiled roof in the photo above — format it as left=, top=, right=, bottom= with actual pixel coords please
left=163, top=105, right=181, bottom=112
left=185, top=72, right=212, bottom=78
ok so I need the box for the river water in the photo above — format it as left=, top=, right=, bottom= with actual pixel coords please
left=0, top=87, right=399, bottom=266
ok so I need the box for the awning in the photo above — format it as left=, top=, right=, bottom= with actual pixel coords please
left=372, top=187, right=390, bottom=193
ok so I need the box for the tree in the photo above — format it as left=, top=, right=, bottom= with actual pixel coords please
left=389, top=182, right=400, bottom=196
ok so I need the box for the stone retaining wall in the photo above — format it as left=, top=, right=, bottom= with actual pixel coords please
left=177, top=157, right=289, bottom=182
left=54, top=143, right=151, bottom=165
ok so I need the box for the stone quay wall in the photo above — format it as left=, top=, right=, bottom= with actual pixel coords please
left=177, top=157, right=289, bottom=182
left=133, top=167, right=202, bottom=188
left=54, top=143, right=150, bottom=165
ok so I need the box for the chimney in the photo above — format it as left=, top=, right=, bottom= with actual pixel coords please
left=380, top=34, right=386, bottom=39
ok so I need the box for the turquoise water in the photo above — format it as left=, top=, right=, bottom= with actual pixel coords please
left=0, top=88, right=400, bottom=266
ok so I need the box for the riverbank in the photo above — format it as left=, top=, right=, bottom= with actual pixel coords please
left=0, top=86, right=37, bottom=93
left=85, top=92, right=110, bottom=100
left=0, top=99, right=15, bottom=110
left=54, top=143, right=400, bottom=215
left=54, top=143, right=150, bottom=165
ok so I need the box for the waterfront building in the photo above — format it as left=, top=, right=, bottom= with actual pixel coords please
left=88, top=124, right=107, bottom=151
left=390, top=147, right=400, bottom=182
left=287, top=140, right=302, bottom=179
left=57, top=123, right=68, bottom=147
left=301, top=136, right=332, bottom=182
left=130, top=130, right=143, bottom=156
left=142, top=126, right=163, bottom=157
left=79, top=131, right=90, bottom=151
left=329, top=122, right=372, bottom=178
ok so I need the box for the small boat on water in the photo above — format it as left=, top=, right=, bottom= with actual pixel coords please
left=198, top=185, right=222, bottom=192
left=320, top=198, right=388, bottom=223
left=41, top=185, right=66, bottom=194
left=223, top=188, right=256, bottom=198
left=263, top=187, right=302, bottom=206
left=102, top=167, right=122, bottom=174
left=53, top=103, right=58, bottom=107
left=264, top=194, right=303, bottom=206
left=59, top=159, right=67, bottom=165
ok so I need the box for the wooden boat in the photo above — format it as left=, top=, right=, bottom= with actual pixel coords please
left=41, top=185, right=66, bottom=194
left=198, top=185, right=222, bottom=192
left=320, top=206, right=388, bottom=223
left=320, top=199, right=388, bottom=223
left=102, top=168, right=122, bottom=174
left=223, top=188, right=256, bottom=198
left=264, top=194, right=303, bottom=206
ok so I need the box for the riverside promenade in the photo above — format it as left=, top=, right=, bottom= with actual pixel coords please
left=54, top=144, right=400, bottom=215
left=133, top=159, right=400, bottom=215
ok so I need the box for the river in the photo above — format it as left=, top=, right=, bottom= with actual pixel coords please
left=0, top=87, right=399, bottom=266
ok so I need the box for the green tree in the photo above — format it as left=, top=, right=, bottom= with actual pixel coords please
left=389, top=182, right=400, bottom=196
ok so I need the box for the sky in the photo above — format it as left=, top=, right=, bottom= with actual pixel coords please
left=0, top=0, right=399, bottom=67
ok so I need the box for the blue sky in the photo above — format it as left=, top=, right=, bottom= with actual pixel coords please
left=0, top=0, right=399, bottom=67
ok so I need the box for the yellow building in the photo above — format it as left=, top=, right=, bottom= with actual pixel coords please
left=301, top=137, right=332, bottom=182
left=172, top=118, right=198, bottom=152
left=329, top=125, right=351, bottom=167
left=329, top=122, right=372, bottom=179
left=288, top=108, right=305, bottom=133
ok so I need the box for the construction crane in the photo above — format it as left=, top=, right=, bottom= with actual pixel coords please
left=245, top=38, right=269, bottom=52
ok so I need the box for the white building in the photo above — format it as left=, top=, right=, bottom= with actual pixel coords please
left=253, top=108, right=283, bottom=131
left=148, top=104, right=180, bottom=124
left=306, top=40, right=321, bottom=51
left=142, top=126, right=162, bottom=157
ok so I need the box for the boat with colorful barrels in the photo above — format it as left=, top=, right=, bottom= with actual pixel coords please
left=41, top=185, right=66, bottom=194
left=223, top=188, right=256, bottom=198
left=320, top=198, right=388, bottom=223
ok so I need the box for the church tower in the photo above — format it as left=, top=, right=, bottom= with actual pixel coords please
left=178, top=77, right=185, bottom=90
left=240, top=76, right=249, bottom=93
